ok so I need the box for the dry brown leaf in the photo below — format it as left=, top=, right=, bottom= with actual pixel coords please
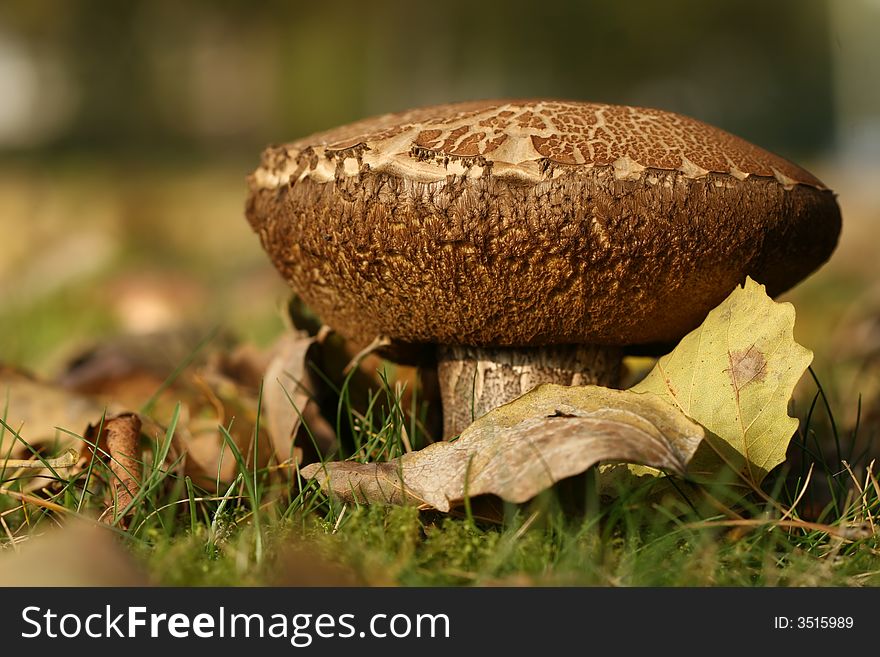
left=0, top=367, right=110, bottom=458
left=0, top=367, right=114, bottom=492
left=302, top=384, right=703, bottom=511
left=58, top=329, right=239, bottom=428
left=103, top=413, right=142, bottom=519
left=179, top=361, right=273, bottom=486
left=82, top=413, right=144, bottom=523
left=263, top=332, right=326, bottom=467
left=271, top=541, right=369, bottom=587
left=0, top=520, right=149, bottom=586
left=55, top=330, right=241, bottom=487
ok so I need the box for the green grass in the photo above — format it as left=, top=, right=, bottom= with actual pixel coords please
left=1, top=342, right=879, bottom=587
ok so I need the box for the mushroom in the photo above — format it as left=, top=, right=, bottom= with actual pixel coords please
left=246, top=100, right=841, bottom=439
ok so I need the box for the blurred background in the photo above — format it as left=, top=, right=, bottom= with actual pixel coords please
left=0, top=0, right=877, bottom=413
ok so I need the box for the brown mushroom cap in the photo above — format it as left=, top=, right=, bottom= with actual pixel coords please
left=246, top=99, right=840, bottom=348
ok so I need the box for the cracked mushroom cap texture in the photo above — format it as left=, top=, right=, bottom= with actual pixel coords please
left=246, top=99, right=841, bottom=348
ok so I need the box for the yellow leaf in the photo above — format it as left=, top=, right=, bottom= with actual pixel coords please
left=631, top=277, right=812, bottom=485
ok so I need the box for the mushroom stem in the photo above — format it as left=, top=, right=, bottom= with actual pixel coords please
left=436, top=344, right=623, bottom=439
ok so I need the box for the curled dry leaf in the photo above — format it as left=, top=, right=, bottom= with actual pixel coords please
left=631, top=277, right=812, bottom=485
left=103, top=413, right=142, bottom=519
left=262, top=331, right=336, bottom=469
left=83, top=413, right=143, bottom=523
left=302, top=384, right=703, bottom=511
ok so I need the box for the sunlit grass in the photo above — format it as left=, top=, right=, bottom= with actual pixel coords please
left=1, top=332, right=878, bottom=587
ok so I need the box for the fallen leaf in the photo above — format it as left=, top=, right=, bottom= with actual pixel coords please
left=0, top=367, right=113, bottom=492
left=302, top=384, right=703, bottom=511
left=57, top=329, right=286, bottom=487
left=103, top=414, right=143, bottom=520
left=631, top=277, right=813, bottom=485
left=0, top=520, right=149, bottom=586
left=271, top=541, right=368, bottom=587
left=57, top=329, right=240, bottom=432
left=180, top=362, right=274, bottom=486
left=0, top=367, right=109, bottom=458
left=81, top=413, right=144, bottom=524
left=263, top=331, right=335, bottom=467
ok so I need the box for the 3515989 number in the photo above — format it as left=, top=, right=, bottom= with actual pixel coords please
left=798, top=617, right=853, bottom=629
